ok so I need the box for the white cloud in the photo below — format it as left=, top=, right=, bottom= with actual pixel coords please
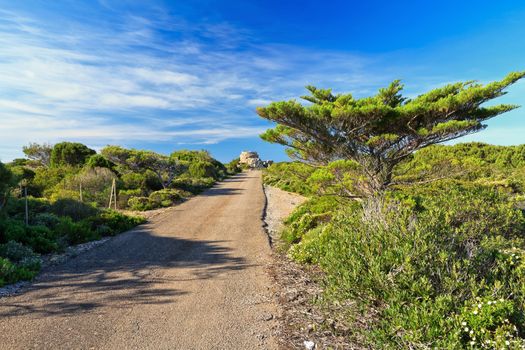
left=0, top=4, right=413, bottom=161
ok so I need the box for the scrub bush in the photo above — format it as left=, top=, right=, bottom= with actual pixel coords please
left=50, top=198, right=97, bottom=221
left=285, top=186, right=525, bottom=348
left=54, top=216, right=99, bottom=245
left=148, top=189, right=183, bottom=208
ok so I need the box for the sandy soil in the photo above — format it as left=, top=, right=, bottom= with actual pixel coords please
left=263, top=185, right=306, bottom=246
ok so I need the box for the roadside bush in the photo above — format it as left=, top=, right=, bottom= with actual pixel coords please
left=263, top=162, right=316, bottom=196
left=0, top=257, right=37, bottom=286
left=0, top=220, right=58, bottom=254
left=188, top=161, right=219, bottom=179
left=287, top=186, right=525, bottom=348
left=128, top=196, right=152, bottom=211
left=98, top=210, right=145, bottom=233
left=281, top=195, right=347, bottom=246
left=173, top=177, right=215, bottom=194
left=148, top=189, right=183, bottom=208
left=0, top=240, right=38, bottom=263
left=85, top=210, right=145, bottom=235
left=33, top=212, right=60, bottom=228
left=118, top=188, right=142, bottom=208
left=24, top=225, right=60, bottom=253
left=2, top=220, right=26, bottom=243
left=55, top=216, right=99, bottom=245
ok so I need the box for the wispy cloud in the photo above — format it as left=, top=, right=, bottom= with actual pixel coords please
left=5, top=1, right=519, bottom=162
left=0, top=3, right=389, bottom=161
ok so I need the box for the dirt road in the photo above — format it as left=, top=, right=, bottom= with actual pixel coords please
left=0, top=171, right=278, bottom=349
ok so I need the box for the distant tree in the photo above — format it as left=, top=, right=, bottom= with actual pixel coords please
left=257, top=72, right=525, bottom=196
left=23, top=142, right=53, bottom=167
left=50, top=142, right=96, bottom=167
left=85, top=154, right=115, bottom=170
left=101, top=146, right=184, bottom=189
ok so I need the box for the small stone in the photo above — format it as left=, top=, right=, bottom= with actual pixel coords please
left=304, top=340, right=316, bottom=350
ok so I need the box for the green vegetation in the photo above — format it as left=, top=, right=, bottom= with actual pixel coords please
left=258, top=72, right=525, bottom=196
left=267, top=146, right=525, bottom=348
left=260, top=73, right=525, bottom=348
left=0, top=142, right=234, bottom=287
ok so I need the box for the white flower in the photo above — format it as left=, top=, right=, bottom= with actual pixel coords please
left=469, top=341, right=475, bottom=345
left=464, top=327, right=469, bottom=332
left=506, top=340, right=510, bottom=345
left=470, top=330, right=474, bottom=334
left=462, top=322, right=467, bottom=326
left=473, top=310, right=478, bottom=315
left=487, top=301, right=492, bottom=305
left=478, top=304, right=483, bottom=308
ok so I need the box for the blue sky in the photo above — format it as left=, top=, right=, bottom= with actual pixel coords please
left=0, top=0, right=524, bottom=163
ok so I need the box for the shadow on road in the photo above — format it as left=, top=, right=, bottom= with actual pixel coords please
left=0, top=224, right=250, bottom=318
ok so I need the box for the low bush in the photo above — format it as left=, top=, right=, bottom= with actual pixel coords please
left=33, top=212, right=60, bottom=228
left=173, top=177, right=215, bottom=194
left=281, top=195, right=349, bottom=246
left=0, top=252, right=40, bottom=287
left=0, top=257, right=37, bottom=286
left=55, top=216, right=99, bottom=245
left=148, top=189, right=183, bottom=208
left=92, top=210, right=145, bottom=234
left=50, top=198, right=98, bottom=221
left=263, top=162, right=316, bottom=196
left=127, top=196, right=152, bottom=211
left=0, top=241, right=41, bottom=275
left=285, top=186, right=525, bottom=348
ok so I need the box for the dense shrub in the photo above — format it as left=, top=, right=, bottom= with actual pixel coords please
left=127, top=196, right=152, bottom=211
left=120, top=171, right=162, bottom=191
left=31, top=166, right=75, bottom=197
left=0, top=257, right=37, bottom=286
left=188, top=161, right=220, bottom=179
left=285, top=186, right=525, bottom=348
left=281, top=195, right=346, bottom=246
left=0, top=241, right=41, bottom=271
left=55, top=216, right=99, bottom=245
left=53, top=167, right=116, bottom=207
left=173, top=177, right=215, bottom=194
left=263, top=162, right=316, bottom=196
left=148, top=189, right=183, bottom=208
left=225, top=158, right=242, bottom=174
left=50, top=198, right=98, bottom=221
left=97, top=210, right=145, bottom=233
left=0, top=220, right=59, bottom=254
left=33, top=212, right=60, bottom=228
left=5, top=197, right=51, bottom=222
left=127, top=189, right=188, bottom=211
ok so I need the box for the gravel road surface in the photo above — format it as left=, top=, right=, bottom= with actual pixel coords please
left=0, top=171, right=278, bottom=350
